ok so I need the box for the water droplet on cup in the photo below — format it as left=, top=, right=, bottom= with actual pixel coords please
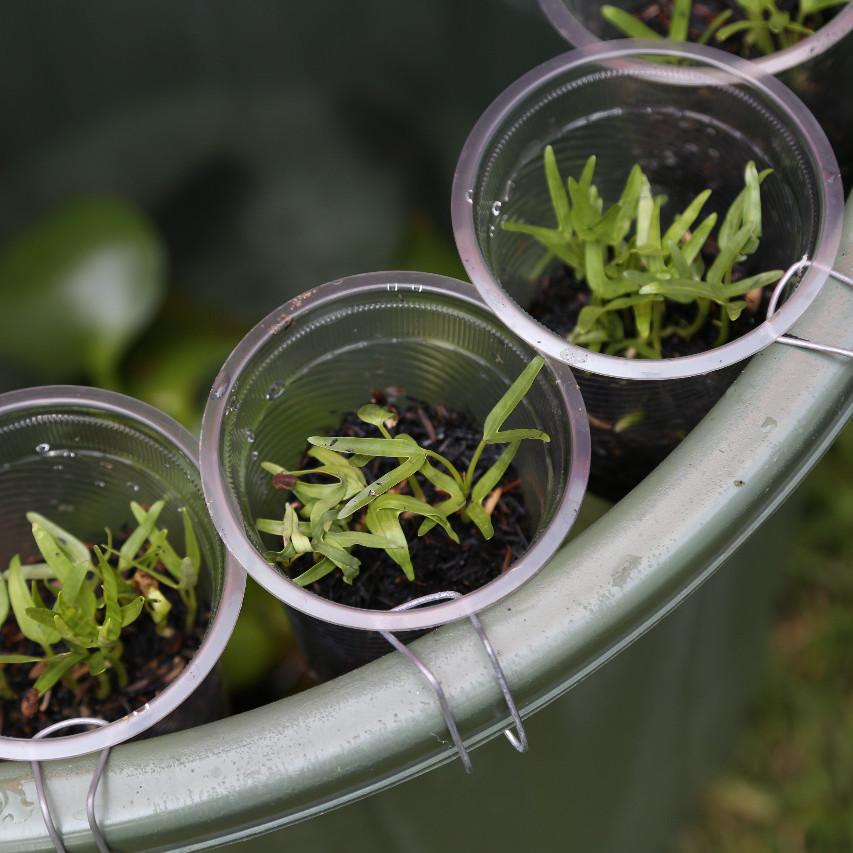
left=245, top=429, right=256, bottom=443
left=211, top=370, right=230, bottom=400
left=465, top=190, right=474, bottom=204
left=491, top=200, right=502, bottom=215
left=266, top=382, right=285, bottom=401
left=35, top=443, right=50, bottom=454
left=126, top=482, right=140, bottom=492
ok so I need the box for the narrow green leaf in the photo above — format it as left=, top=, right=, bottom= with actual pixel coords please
left=601, top=6, right=663, bottom=39
left=32, top=651, right=87, bottom=695
left=669, top=0, right=692, bottom=40
left=8, top=556, right=60, bottom=647
left=663, top=189, right=712, bottom=247
left=364, top=504, right=414, bottom=581
left=633, top=299, right=653, bottom=340
left=121, top=500, right=165, bottom=570
left=679, top=212, right=718, bottom=266
left=119, top=595, right=145, bottom=627
left=482, top=356, right=545, bottom=439
left=501, top=220, right=584, bottom=272
left=97, top=547, right=123, bottom=643
left=182, top=509, right=201, bottom=576
left=292, top=557, right=338, bottom=587
left=543, top=145, right=573, bottom=233
left=584, top=240, right=608, bottom=296
left=337, top=451, right=426, bottom=520
left=484, top=428, right=550, bottom=445
left=720, top=269, right=783, bottom=298
left=30, top=523, right=94, bottom=615
left=707, top=223, right=757, bottom=285
left=308, top=435, right=420, bottom=457
left=463, top=501, right=495, bottom=540
left=178, top=556, right=198, bottom=592
left=53, top=591, right=99, bottom=645
left=470, top=441, right=522, bottom=504
left=25, top=512, right=91, bottom=568
left=0, top=653, right=44, bottom=664
left=86, top=649, right=107, bottom=677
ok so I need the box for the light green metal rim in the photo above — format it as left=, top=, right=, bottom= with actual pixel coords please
left=3, top=193, right=853, bottom=851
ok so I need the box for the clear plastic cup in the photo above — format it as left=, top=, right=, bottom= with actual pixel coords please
left=537, top=0, right=853, bottom=184
left=451, top=41, right=844, bottom=497
left=199, top=272, right=590, bottom=635
left=0, top=386, right=245, bottom=761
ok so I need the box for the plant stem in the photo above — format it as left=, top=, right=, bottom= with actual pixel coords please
left=679, top=298, right=711, bottom=341
left=714, top=309, right=731, bottom=349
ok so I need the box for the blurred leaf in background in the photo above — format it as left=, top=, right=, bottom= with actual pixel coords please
left=0, top=197, right=165, bottom=390
left=677, top=421, right=853, bottom=852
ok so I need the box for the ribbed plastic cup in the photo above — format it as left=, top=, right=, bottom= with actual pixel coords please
left=452, top=40, right=844, bottom=497
left=199, top=272, right=590, bottom=636
left=0, top=386, right=245, bottom=762
left=537, top=0, right=853, bottom=184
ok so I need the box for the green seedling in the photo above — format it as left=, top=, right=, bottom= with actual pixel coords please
left=256, top=357, right=550, bottom=587
left=602, top=0, right=848, bottom=56
left=501, top=146, right=782, bottom=357
left=0, top=500, right=201, bottom=701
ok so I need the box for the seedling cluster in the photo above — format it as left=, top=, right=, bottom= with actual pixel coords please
left=502, top=146, right=782, bottom=357
left=0, top=501, right=200, bottom=702
left=602, top=0, right=849, bottom=57
left=257, top=357, right=550, bottom=587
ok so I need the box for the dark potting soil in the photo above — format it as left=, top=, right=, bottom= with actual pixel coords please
left=0, top=554, right=208, bottom=741
left=628, top=0, right=836, bottom=59
left=528, top=264, right=770, bottom=358
left=282, top=400, right=531, bottom=611
left=529, top=265, right=772, bottom=500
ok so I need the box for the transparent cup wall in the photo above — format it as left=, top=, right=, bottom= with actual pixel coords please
left=203, top=274, right=589, bottom=634
left=0, top=388, right=243, bottom=760
left=536, top=2, right=853, bottom=187
left=457, top=47, right=841, bottom=496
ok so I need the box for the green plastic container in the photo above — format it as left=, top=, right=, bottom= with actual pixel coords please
left=2, top=194, right=851, bottom=852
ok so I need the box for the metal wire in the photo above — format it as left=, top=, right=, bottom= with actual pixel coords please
left=31, top=718, right=112, bottom=853
left=770, top=256, right=853, bottom=359
left=380, top=591, right=528, bottom=772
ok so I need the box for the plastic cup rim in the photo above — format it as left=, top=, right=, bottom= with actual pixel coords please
left=199, top=271, right=591, bottom=633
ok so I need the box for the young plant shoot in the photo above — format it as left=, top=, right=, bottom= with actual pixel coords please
left=601, top=0, right=849, bottom=57
left=256, top=357, right=550, bottom=587
left=0, top=501, right=201, bottom=703
left=501, top=146, right=783, bottom=358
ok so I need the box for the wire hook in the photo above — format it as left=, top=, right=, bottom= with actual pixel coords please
left=380, top=591, right=527, bottom=772
left=31, top=718, right=112, bottom=853
left=769, top=256, right=853, bottom=359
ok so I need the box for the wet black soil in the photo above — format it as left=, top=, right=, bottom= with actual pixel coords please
left=529, top=264, right=772, bottom=500
left=0, top=548, right=208, bottom=741
left=287, top=400, right=531, bottom=609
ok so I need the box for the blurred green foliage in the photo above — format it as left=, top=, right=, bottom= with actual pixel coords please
left=0, top=198, right=165, bottom=390
left=677, top=420, right=853, bottom=851
left=0, top=199, right=469, bottom=706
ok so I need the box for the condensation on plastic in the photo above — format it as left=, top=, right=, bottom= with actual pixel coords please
left=537, top=0, right=853, bottom=183
left=199, top=272, right=591, bottom=633
left=0, top=386, right=246, bottom=762
left=451, top=41, right=844, bottom=496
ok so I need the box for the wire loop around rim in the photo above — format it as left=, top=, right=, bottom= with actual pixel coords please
left=379, top=590, right=528, bottom=773
left=770, top=256, right=853, bottom=359
left=31, top=718, right=112, bottom=853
